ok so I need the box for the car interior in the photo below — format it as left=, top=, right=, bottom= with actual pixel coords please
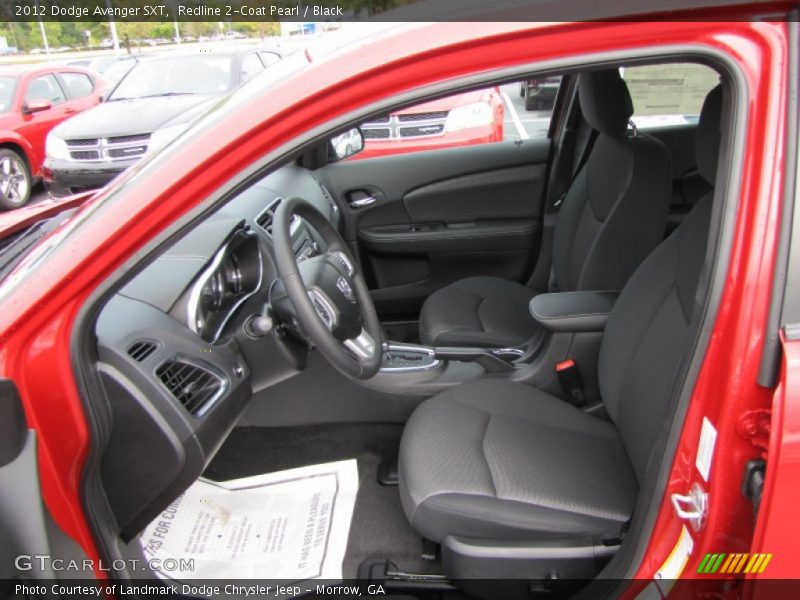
left=82, top=57, right=731, bottom=599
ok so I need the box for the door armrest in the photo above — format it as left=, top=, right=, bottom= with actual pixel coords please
left=529, top=291, right=619, bottom=332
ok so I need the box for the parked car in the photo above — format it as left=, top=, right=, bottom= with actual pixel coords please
left=0, top=65, right=107, bottom=209
left=358, top=88, right=504, bottom=159
left=519, top=75, right=562, bottom=111
left=44, top=47, right=281, bottom=197
left=0, top=9, right=798, bottom=600
left=68, top=55, right=139, bottom=87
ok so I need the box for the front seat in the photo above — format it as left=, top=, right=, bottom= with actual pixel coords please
left=399, top=86, right=722, bottom=572
left=418, top=69, right=671, bottom=348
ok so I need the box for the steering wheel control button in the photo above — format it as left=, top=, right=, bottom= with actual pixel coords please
left=330, top=251, right=355, bottom=276
left=336, top=276, right=356, bottom=303
left=308, top=289, right=336, bottom=330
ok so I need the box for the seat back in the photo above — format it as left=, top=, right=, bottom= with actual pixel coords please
left=552, top=70, right=672, bottom=292
left=598, top=85, right=723, bottom=482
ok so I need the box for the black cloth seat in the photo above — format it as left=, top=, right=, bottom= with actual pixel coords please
left=419, top=70, right=672, bottom=347
left=399, top=379, right=638, bottom=541
left=400, top=84, right=722, bottom=543
left=417, top=276, right=538, bottom=348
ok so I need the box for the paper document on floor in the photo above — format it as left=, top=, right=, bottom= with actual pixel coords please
left=140, top=459, right=359, bottom=581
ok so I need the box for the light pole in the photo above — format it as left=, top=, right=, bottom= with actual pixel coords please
left=34, top=0, right=50, bottom=60
left=106, top=0, right=120, bottom=53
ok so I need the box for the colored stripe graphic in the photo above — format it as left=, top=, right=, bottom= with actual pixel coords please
left=700, top=553, right=774, bottom=574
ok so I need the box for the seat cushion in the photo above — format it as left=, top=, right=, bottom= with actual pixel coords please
left=418, top=276, right=538, bottom=347
left=399, top=380, right=638, bottom=543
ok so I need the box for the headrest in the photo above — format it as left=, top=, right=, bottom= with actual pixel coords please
left=578, top=69, right=634, bottom=137
left=695, top=84, right=723, bottom=186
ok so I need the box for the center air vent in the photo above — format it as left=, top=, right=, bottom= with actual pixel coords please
left=156, top=358, right=227, bottom=417
left=256, top=197, right=300, bottom=237
left=127, top=340, right=159, bottom=362
left=255, top=197, right=283, bottom=236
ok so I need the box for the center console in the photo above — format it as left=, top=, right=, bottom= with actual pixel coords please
left=371, top=290, right=620, bottom=403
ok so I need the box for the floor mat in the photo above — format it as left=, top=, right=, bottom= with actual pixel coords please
left=204, top=424, right=441, bottom=578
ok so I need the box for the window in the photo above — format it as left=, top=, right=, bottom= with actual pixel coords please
left=111, top=57, right=234, bottom=100
left=622, top=64, right=719, bottom=128
left=60, top=72, right=94, bottom=99
left=240, top=54, right=265, bottom=83
left=102, top=58, right=137, bottom=86
left=355, top=78, right=561, bottom=160
left=0, top=76, right=17, bottom=113
left=258, top=51, right=281, bottom=68
left=25, top=74, right=66, bottom=105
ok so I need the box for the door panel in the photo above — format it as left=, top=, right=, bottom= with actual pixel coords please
left=0, top=380, right=55, bottom=590
left=319, top=139, right=550, bottom=315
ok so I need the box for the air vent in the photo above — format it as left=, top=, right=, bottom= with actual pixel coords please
left=156, top=358, right=226, bottom=417
left=319, top=183, right=338, bottom=219
left=127, top=340, right=159, bottom=362
left=255, top=198, right=283, bottom=236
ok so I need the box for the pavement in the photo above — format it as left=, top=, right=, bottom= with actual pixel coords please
left=498, top=82, right=553, bottom=141
left=29, top=184, right=49, bottom=207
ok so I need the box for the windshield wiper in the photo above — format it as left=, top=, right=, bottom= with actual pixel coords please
left=0, top=212, right=74, bottom=280
left=108, top=92, right=196, bottom=101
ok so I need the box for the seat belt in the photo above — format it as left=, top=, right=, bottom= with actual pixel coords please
left=553, top=128, right=598, bottom=209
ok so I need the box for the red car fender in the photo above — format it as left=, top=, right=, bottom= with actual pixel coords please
left=0, top=130, right=36, bottom=176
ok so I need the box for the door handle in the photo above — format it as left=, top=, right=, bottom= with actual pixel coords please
left=64, top=108, right=77, bottom=115
left=349, top=196, right=376, bottom=209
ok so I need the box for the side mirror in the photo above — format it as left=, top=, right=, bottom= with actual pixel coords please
left=328, top=127, right=364, bottom=161
left=23, top=99, right=52, bottom=114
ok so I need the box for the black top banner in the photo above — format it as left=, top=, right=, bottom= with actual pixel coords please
left=0, top=0, right=796, bottom=23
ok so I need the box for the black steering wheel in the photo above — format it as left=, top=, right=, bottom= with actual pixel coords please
left=272, top=197, right=383, bottom=379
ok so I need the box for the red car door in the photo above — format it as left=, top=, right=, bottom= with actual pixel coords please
left=56, top=71, right=103, bottom=114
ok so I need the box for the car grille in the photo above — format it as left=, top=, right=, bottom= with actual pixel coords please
left=397, top=111, right=448, bottom=122
left=363, top=128, right=391, bottom=140
left=361, top=111, right=449, bottom=140
left=66, top=133, right=151, bottom=162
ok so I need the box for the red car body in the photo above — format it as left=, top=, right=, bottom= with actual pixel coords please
left=0, top=11, right=797, bottom=594
left=0, top=65, right=108, bottom=183
left=357, top=88, right=505, bottom=160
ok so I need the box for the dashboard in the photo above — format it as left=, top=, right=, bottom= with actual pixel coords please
left=94, top=163, right=340, bottom=540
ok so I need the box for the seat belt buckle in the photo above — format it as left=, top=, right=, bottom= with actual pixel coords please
left=556, top=359, right=586, bottom=406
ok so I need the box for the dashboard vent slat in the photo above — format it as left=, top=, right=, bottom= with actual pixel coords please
left=255, top=197, right=282, bottom=236
left=127, top=340, right=159, bottom=362
left=156, top=358, right=226, bottom=417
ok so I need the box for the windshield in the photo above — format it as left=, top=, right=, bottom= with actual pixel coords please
left=0, top=76, right=18, bottom=113
left=101, top=58, right=137, bottom=86
left=110, top=56, right=234, bottom=100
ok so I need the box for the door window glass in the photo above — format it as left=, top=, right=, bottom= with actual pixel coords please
left=60, top=72, right=94, bottom=99
left=622, top=64, right=720, bottom=128
left=25, top=74, right=66, bottom=105
left=356, top=78, right=561, bottom=160
left=240, top=54, right=265, bottom=83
